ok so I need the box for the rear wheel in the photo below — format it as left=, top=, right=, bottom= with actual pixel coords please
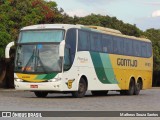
left=91, top=91, right=108, bottom=96
left=34, top=91, right=48, bottom=98
left=134, top=80, right=142, bottom=95
left=126, top=78, right=135, bottom=95
left=72, top=78, right=87, bottom=98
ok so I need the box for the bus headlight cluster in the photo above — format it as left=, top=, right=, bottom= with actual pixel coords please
left=48, top=78, right=61, bottom=82
left=14, top=78, right=23, bottom=82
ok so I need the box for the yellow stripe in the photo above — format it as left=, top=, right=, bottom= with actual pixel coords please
left=16, top=73, right=46, bottom=82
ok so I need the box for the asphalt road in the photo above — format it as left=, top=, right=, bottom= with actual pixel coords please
left=0, top=88, right=160, bottom=111
left=0, top=88, right=160, bottom=120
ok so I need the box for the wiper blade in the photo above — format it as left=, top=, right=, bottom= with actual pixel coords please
left=36, top=49, right=48, bottom=74
left=23, top=49, right=35, bottom=72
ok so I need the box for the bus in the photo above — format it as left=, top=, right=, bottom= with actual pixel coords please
left=6, top=24, right=153, bottom=98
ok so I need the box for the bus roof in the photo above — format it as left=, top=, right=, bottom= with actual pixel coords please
left=21, top=24, right=83, bottom=31
left=21, top=24, right=151, bottom=42
left=83, top=26, right=151, bottom=42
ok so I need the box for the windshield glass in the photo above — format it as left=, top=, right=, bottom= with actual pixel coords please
left=18, top=30, right=64, bottom=43
left=15, top=44, right=61, bottom=73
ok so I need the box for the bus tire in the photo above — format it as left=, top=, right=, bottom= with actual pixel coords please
left=34, top=91, right=48, bottom=98
left=91, top=91, right=108, bottom=96
left=72, top=78, right=87, bottom=98
left=134, top=81, right=141, bottom=95
left=126, top=78, right=135, bottom=95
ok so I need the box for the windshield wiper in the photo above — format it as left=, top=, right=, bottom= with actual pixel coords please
left=23, top=49, right=35, bottom=72
left=35, top=49, right=48, bottom=74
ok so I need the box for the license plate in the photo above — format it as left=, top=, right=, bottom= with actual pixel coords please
left=30, top=85, right=38, bottom=88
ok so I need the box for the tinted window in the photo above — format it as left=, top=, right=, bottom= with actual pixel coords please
left=90, top=32, right=101, bottom=52
left=133, top=40, right=141, bottom=57
left=113, top=36, right=123, bottom=54
left=66, top=28, right=76, bottom=64
left=147, top=43, right=152, bottom=57
left=78, top=30, right=90, bottom=51
left=102, top=35, right=113, bottom=53
left=141, top=42, right=147, bottom=57
left=19, top=30, right=64, bottom=43
left=124, top=38, right=132, bottom=56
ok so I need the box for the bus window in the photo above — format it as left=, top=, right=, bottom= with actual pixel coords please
left=102, top=35, right=113, bottom=53
left=64, top=47, right=71, bottom=71
left=66, top=28, right=76, bottom=64
left=78, top=30, right=90, bottom=51
left=124, top=38, right=133, bottom=56
left=113, top=36, right=123, bottom=55
left=133, top=40, right=141, bottom=57
left=146, top=43, right=152, bottom=57
left=90, top=32, right=101, bottom=52
left=141, top=42, right=147, bottom=57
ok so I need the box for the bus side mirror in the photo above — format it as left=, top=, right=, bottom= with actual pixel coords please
left=5, top=41, right=15, bottom=59
left=59, top=40, right=65, bottom=57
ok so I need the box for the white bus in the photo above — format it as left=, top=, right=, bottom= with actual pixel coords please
left=6, top=24, right=152, bottom=98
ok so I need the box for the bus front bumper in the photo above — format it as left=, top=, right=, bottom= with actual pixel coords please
left=14, top=81, right=62, bottom=91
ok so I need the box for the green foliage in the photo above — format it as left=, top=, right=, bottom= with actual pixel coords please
left=0, top=0, right=58, bottom=58
left=144, top=29, right=160, bottom=71
left=60, top=14, right=142, bottom=37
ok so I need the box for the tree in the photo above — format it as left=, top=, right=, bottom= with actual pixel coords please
left=0, top=0, right=58, bottom=58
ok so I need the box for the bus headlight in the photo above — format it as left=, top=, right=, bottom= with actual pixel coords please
left=48, top=78, right=61, bottom=82
left=14, top=78, right=23, bottom=82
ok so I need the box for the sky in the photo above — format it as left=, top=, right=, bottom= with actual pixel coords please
left=49, top=0, right=160, bottom=31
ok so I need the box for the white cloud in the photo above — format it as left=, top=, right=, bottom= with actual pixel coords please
left=152, top=10, right=160, bottom=17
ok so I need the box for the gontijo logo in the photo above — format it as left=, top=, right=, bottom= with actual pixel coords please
left=117, top=58, right=137, bottom=67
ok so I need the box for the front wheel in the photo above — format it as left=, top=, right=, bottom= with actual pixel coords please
left=72, top=78, right=87, bottom=98
left=34, top=91, right=48, bottom=98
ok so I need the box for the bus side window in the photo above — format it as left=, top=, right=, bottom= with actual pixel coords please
left=64, top=47, right=71, bottom=71
left=124, top=38, right=132, bottom=56
left=141, top=42, right=147, bottom=57
left=94, top=34, right=102, bottom=52
left=90, top=32, right=102, bottom=52
left=90, top=33, right=96, bottom=52
left=102, top=35, right=113, bottom=53
left=78, top=30, right=90, bottom=51
left=113, top=36, right=123, bottom=55
left=147, top=43, right=152, bottom=57
left=66, top=28, right=76, bottom=64
left=133, top=40, right=141, bottom=57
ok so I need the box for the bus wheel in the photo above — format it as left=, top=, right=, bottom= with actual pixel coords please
left=34, top=91, right=48, bottom=98
left=91, top=91, right=108, bottom=96
left=72, top=78, right=87, bottom=98
left=134, top=81, right=141, bottom=95
left=126, top=78, right=135, bottom=95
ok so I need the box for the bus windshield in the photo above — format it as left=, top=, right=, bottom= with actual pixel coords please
left=18, top=30, right=64, bottom=43
left=15, top=44, right=62, bottom=73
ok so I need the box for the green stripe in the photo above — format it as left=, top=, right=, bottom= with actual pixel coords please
left=43, top=73, right=58, bottom=79
left=90, top=52, right=118, bottom=84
